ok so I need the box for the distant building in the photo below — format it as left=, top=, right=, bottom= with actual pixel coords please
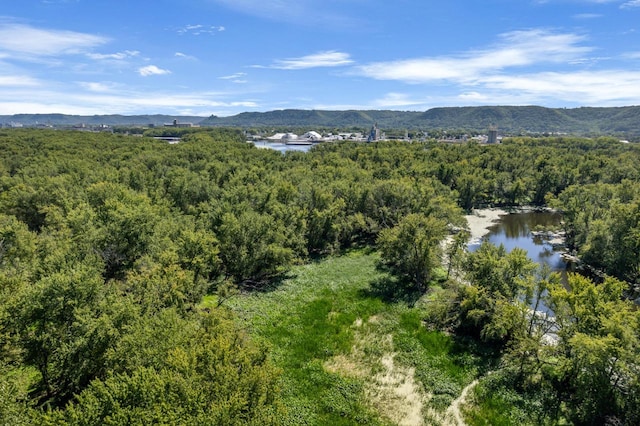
left=267, top=132, right=298, bottom=141
left=487, top=126, right=498, bottom=144
left=301, top=131, right=322, bottom=141
left=367, top=123, right=381, bottom=142
left=267, top=133, right=286, bottom=140
left=164, top=119, right=198, bottom=128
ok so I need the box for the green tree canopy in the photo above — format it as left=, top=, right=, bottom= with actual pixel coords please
left=377, top=213, right=447, bottom=292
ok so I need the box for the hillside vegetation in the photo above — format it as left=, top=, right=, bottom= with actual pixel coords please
left=201, top=106, right=640, bottom=136
left=3, top=105, right=640, bottom=137
left=0, top=114, right=205, bottom=127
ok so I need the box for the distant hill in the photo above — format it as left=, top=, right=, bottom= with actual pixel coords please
left=202, top=109, right=421, bottom=129
left=201, top=106, right=640, bottom=136
left=0, top=114, right=206, bottom=127
left=2, top=106, right=639, bottom=136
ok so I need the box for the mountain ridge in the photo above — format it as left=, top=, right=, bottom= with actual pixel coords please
left=2, top=106, right=639, bottom=136
left=0, top=114, right=205, bottom=127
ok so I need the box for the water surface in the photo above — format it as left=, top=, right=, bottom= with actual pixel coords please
left=469, top=211, right=567, bottom=272
left=469, top=211, right=569, bottom=314
left=250, top=141, right=314, bottom=153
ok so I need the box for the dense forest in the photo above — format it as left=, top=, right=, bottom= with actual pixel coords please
left=0, top=129, right=639, bottom=425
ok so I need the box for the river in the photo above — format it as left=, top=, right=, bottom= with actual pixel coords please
left=250, top=140, right=314, bottom=153
left=468, top=210, right=568, bottom=274
left=468, top=210, right=570, bottom=314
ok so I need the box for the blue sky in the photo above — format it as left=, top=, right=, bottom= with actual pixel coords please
left=1, top=0, right=639, bottom=116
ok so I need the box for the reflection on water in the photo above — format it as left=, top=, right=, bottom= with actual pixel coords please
left=468, top=211, right=570, bottom=314
left=250, top=141, right=314, bottom=153
left=469, top=211, right=568, bottom=273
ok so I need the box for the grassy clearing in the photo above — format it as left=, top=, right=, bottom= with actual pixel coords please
left=203, top=251, right=489, bottom=425
left=463, top=372, right=548, bottom=426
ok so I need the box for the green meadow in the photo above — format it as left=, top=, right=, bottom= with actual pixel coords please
left=203, top=251, right=493, bottom=425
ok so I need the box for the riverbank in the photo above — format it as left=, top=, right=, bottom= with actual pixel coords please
left=464, top=208, right=510, bottom=243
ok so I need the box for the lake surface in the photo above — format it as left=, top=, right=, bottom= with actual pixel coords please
left=250, top=140, right=314, bottom=153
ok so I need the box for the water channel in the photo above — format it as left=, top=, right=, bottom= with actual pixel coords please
left=468, top=210, right=570, bottom=314
left=469, top=211, right=568, bottom=273
left=250, top=140, right=314, bottom=153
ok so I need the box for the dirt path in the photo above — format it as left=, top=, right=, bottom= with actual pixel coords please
left=324, top=317, right=483, bottom=426
left=442, top=379, right=479, bottom=426
left=325, top=321, right=429, bottom=426
left=368, top=354, right=427, bottom=426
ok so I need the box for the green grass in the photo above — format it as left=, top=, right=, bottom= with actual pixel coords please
left=205, top=251, right=487, bottom=425
left=464, top=371, right=551, bottom=426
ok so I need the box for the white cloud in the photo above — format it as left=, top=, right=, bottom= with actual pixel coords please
left=314, top=93, right=436, bottom=111
left=481, top=70, right=640, bottom=103
left=210, top=0, right=362, bottom=27
left=262, top=51, right=354, bottom=70
left=219, top=72, right=246, bottom=79
left=551, top=0, right=640, bottom=7
left=175, top=52, right=197, bottom=60
left=219, top=73, right=248, bottom=83
left=314, top=67, right=640, bottom=109
left=0, top=75, right=40, bottom=86
left=182, top=24, right=203, bottom=31
left=573, top=13, right=603, bottom=18
left=0, top=84, right=259, bottom=116
left=372, top=93, right=427, bottom=108
left=357, top=30, right=590, bottom=83
left=177, top=24, right=225, bottom=35
left=458, top=92, right=489, bottom=102
left=0, top=23, right=107, bottom=57
left=76, top=81, right=120, bottom=92
left=552, top=0, right=640, bottom=4
left=350, top=28, right=640, bottom=107
left=87, top=50, right=140, bottom=60
left=213, top=0, right=305, bottom=21
left=138, top=65, right=171, bottom=76
left=621, top=0, right=640, bottom=7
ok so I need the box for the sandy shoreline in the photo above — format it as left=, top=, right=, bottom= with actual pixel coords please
left=464, top=208, right=510, bottom=243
